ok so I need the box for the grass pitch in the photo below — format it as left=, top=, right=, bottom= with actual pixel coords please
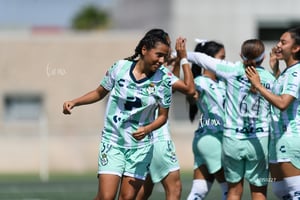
left=0, top=172, right=277, bottom=199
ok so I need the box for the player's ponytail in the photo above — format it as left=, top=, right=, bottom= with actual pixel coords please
left=188, top=97, right=198, bottom=122
left=124, top=52, right=139, bottom=61
left=188, top=65, right=202, bottom=122
left=241, top=39, right=265, bottom=68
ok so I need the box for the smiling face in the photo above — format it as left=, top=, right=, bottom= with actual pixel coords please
left=275, top=32, right=295, bottom=61
left=275, top=31, right=300, bottom=66
left=142, top=42, right=170, bottom=73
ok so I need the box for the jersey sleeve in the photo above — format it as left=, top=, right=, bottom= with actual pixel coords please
left=282, top=69, right=300, bottom=98
left=157, top=73, right=172, bottom=108
left=100, top=61, right=119, bottom=91
left=161, top=65, right=179, bottom=85
left=170, top=73, right=179, bottom=85
left=187, top=52, right=238, bottom=79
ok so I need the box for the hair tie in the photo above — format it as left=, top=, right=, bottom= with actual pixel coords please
left=195, top=38, right=208, bottom=46
left=242, top=51, right=265, bottom=63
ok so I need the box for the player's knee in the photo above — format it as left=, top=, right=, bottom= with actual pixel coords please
left=163, top=178, right=182, bottom=199
left=173, top=178, right=182, bottom=191
left=173, top=179, right=182, bottom=197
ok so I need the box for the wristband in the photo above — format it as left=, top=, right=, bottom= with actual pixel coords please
left=180, top=58, right=189, bottom=67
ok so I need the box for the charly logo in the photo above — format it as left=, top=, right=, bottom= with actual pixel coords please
left=279, top=145, right=286, bottom=153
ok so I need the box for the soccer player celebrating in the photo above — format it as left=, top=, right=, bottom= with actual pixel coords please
left=246, top=27, right=300, bottom=200
left=63, top=29, right=172, bottom=200
left=186, top=40, right=228, bottom=200
left=187, top=39, right=275, bottom=200
left=136, top=31, right=195, bottom=200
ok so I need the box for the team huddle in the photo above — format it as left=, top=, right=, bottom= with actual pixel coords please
left=63, top=27, right=300, bottom=200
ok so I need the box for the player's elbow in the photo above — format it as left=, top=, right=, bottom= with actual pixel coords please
left=186, top=88, right=196, bottom=97
left=278, top=104, right=289, bottom=111
left=275, top=95, right=294, bottom=111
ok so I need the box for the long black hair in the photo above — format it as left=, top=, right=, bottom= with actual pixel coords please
left=287, top=27, right=300, bottom=60
left=125, top=28, right=170, bottom=61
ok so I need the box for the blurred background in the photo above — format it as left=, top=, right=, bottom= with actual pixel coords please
left=1, top=0, right=300, bottom=182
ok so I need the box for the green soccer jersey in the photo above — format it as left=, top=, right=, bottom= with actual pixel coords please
left=194, top=76, right=226, bottom=134
left=152, top=66, right=179, bottom=142
left=271, top=62, right=300, bottom=138
left=100, top=60, right=172, bottom=148
left=187, top=52, right=275, bottom=139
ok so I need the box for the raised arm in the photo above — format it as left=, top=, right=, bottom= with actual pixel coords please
left=245, top=66, right=294, bottom=111
left=186, top=51, right=220, bottom=73
left=172, top=37, right=195, bottom=96
left=63, top=85, right=109, bottom=114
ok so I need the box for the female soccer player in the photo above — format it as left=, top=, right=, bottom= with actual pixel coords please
left=62, top=29, right=172, bottom=200
left=246, top=27, right=300, bottom=200
left=187, top=39, right=275, bottom=200
left=186, top=40, right=228, bottom=200
left=136, top=33, right=195, bottom=200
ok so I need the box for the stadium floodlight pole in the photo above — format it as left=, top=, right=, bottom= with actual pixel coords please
left=39, top=112, right=49, bottom=182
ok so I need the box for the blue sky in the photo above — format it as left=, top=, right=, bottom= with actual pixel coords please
left=0, top=0, right=112, bottom=28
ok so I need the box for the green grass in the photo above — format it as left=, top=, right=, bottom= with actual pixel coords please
left=0, top=172, right=278, bottom=200
left=150, top=172, right=278, bottom=199
left=0, top=173, right=97, bottom=200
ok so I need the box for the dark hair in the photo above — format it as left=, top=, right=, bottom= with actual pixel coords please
left=287, top=27, right=300, bottom=60
left=241, top=39, right=265, bottom=68
left=189, top=41, right=224, bottom=122
left=125, top=28, right=170, bottom=61
left=191, top=41, right=224, bottom=78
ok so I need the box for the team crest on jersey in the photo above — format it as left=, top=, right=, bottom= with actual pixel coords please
left=100, top=143, right=112, bottom=166
left=147, top=83, right=155, bottom=94
left=100, top=153, right=108, bottom=166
